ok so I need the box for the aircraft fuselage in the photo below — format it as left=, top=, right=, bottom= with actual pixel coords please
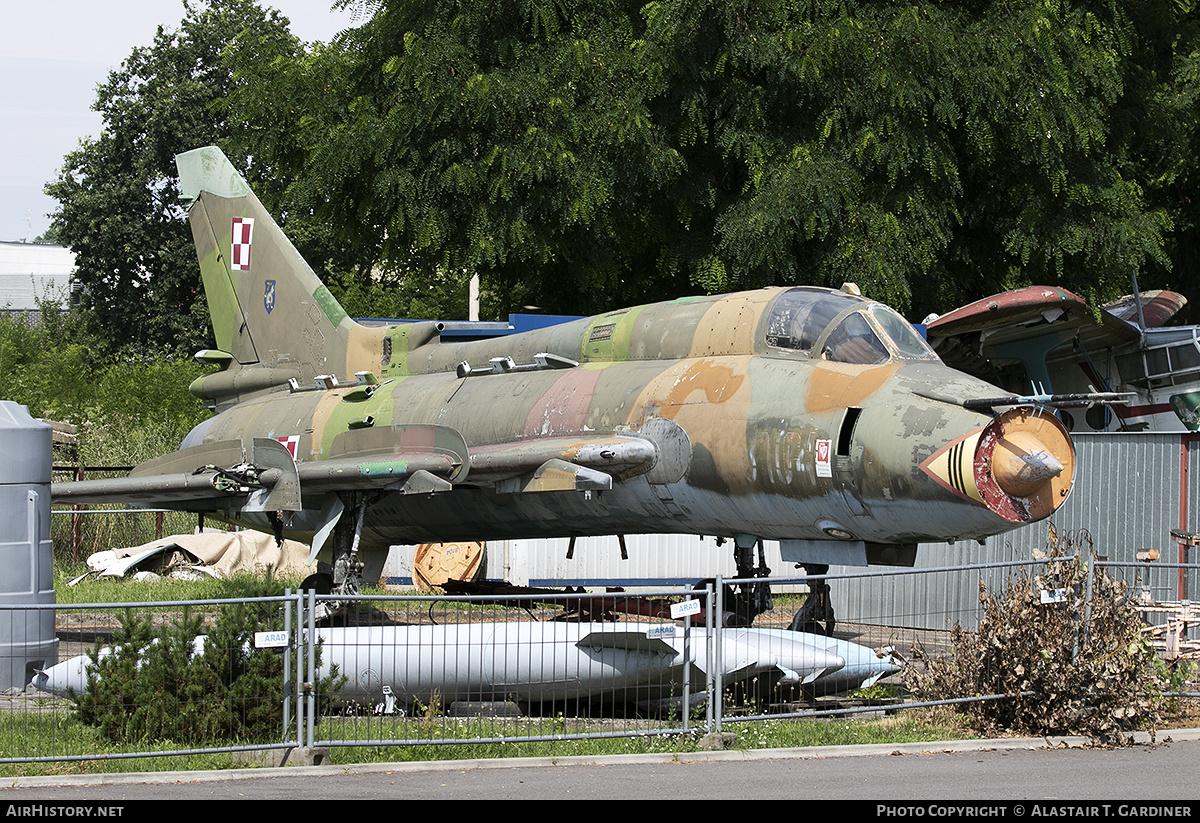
left=183, top=289, right=1072, bottom=558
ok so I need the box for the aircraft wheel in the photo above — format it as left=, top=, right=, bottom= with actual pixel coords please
left=692, top=578, right=736, bottom=613
left=300, top=572, right=334, bottom=594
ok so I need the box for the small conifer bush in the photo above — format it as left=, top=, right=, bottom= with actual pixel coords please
left=75, top=577, right=341, bottom=745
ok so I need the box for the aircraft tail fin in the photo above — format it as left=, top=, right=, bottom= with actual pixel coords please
left=176, top=147, right=368, bottom=408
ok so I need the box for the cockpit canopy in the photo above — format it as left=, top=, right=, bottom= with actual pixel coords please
left=764, top=288, right=936, bottom=365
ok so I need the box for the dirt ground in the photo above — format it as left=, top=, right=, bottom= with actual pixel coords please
left=1161, top=695, right=1200, bottom=729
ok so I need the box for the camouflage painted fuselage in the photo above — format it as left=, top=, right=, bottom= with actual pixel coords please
left=185, top=288, right=1066, bottom=556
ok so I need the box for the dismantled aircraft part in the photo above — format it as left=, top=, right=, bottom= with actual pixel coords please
left=412, top=541, right=486, bottom=593
left=1104, top=289, right=1187, bottom=329
left=34, top=622, right=847, bottom=709
left=926, top=283, right=1200, bottom=433
left=71, top=533, right=318, bottom=587
left=926, top=286, right=1096, bottom=340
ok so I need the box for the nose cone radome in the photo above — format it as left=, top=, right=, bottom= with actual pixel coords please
left=977, top=407, right=1075, bottom=522
left=919, top=406, right=1075, bottom=524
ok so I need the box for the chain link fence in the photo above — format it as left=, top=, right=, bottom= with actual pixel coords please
left=2, top=553, right=1195, bottom=766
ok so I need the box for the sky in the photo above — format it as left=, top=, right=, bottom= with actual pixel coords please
left=0, top=0, right=364, bottom=243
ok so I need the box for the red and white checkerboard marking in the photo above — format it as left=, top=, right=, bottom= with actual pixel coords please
left=231, top=217, right=254, bottom=271
left=276, top=435, right=300, bottom=459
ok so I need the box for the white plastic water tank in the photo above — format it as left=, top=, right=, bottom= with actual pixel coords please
left=0, top=402, right=57, bottom=690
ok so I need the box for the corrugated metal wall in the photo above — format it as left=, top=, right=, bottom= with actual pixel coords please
left=982, top=434, right=1187, bottom=559
left=837, top=432, right=1200, bottom=629
left=383, top=433, right=1200, bottom=629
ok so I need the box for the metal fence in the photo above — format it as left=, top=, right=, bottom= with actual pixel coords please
left=10, top=551, right=1182, bottom=765
left=0, top=596, right=303, bottom=766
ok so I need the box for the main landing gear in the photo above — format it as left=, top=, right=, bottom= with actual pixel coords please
left=704, top=537, right=835, bottom=635
left=694, top=534, right=775, bottom=627
left=301, top=492, right=369, bottom=621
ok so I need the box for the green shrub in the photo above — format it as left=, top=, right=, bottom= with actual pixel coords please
left=76, top=579, right=342, bottom=745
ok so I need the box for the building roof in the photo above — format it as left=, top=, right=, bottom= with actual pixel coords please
left=0, top=242, right=75, bottom=310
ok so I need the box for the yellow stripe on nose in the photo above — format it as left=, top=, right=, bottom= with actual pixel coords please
left=918, top=428, right=985, bottom=504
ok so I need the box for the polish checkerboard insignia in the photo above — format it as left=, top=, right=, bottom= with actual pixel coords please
left=276, top=435, right=300, bottom=458
left=231, top=216, right=254, bottom=271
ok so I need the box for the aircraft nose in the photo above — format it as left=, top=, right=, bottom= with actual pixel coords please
left=919, top=406, right=1074, bottom=524
left=976, top=407, right=1075, bottom=522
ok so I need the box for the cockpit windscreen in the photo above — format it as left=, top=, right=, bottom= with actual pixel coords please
left=764, top=288, right=936, bottom=365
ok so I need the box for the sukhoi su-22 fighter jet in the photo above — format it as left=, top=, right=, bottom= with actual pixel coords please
left=52, top=146, right=1086, bottom=626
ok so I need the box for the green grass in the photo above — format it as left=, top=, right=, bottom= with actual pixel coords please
left=313, top=708, right=973, bottom=763
left=0, top=704, right=974, bottom=777
left=51, top=562, right=321, bottom=605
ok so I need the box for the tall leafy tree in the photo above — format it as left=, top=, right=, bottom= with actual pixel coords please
left=45, top=0, right=297, bottom=356
left=226, top=0, right=679, bottom=316
left=229, top=0, right=1183, bottom=320
left=1120, top=2, right=1200, bottom=323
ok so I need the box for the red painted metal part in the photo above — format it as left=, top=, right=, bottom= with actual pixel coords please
left=927, top=286, right=1087, bottom=336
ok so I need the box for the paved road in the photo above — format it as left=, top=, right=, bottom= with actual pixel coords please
left=2, top=731, right=1199, bottom=803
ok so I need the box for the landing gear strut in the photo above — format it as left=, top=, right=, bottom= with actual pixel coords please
left=788, top=564, right=836, bottom=636
left=304, top=492, right=368, bottom=621
left=330, top=494, right=366, bottom=599
left=730, top=534, right=773, bottom=627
